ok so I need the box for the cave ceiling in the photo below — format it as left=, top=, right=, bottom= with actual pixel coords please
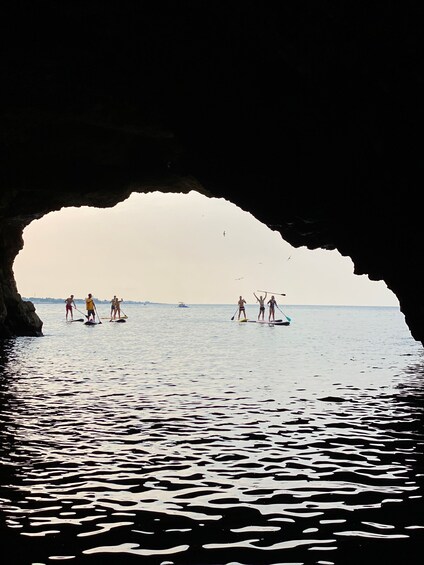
left=1, top=2, right=424, bottom=343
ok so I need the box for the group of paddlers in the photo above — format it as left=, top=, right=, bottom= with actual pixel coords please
left=237, top=291, right=284, bottom=321
left=65, top=294, right=124, bottom=322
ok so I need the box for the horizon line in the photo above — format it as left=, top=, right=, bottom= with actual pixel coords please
left=23, top=297, right=399, bottom=309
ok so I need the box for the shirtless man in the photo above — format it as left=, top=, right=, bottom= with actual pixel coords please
left=110, top=295, right=117, bottom=319
left=237, top=296, right=247, bottom=320
left=65, top=294, right=76, bottom=321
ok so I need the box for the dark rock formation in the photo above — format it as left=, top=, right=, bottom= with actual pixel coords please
left=1, top=2, right=424, bottom=343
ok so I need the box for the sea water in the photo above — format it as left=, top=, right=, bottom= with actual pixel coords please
left=0, top=303, right=423, bottom=564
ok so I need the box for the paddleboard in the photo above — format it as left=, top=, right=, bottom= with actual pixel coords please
left=84, top=320, right=100, bottom=325
left=248, top=319, right=290, bottom=326
left=248, top=318, right=282, bottom=323
left=110, top=319, right=126, bottom=323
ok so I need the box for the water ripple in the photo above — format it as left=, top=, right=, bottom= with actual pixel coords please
left=1, top=305, right=424, bottom=563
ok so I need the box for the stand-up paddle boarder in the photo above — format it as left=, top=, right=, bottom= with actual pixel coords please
left=253, top=292, right=267, bottom=321
left=65, top=294, right=76, bottom=321
left=237, top=296, right=247, bottom=320
left=85, top=293, right=96, bottom=322
left=267, top=295, right=277, bottom=322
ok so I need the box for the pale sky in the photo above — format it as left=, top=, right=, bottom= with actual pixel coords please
left=13, top=191, right=398, bottom=306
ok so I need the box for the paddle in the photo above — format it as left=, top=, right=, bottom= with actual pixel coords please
left=276, top=304, right=291, bottom=322
left=257, top=290, right=286, bottom=296
left=74, top=306, right=89, bottom=319
left=94, top=302, right=102, bottom=324
left=230, top=307, right=239, bottom=321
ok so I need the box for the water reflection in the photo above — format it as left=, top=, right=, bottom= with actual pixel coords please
left=0, top=308, right=424, bottom=564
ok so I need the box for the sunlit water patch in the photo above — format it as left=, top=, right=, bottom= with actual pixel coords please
left=1, top=304, right=424, bottom=564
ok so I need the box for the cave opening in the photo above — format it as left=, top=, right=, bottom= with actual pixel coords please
left=13, top=191, right=397, bottom=309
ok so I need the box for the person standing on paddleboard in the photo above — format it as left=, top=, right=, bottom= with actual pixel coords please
left=237, top=296, right=247, bottom=320
left=113, top=297, right=123, bottom=319
left=85, top=293, right=96, bottom=322
left=253, top=292, right=267, bottom=321
left=110, top=295, right=117, bottom=319
left=267, top=295, right=277, bottom=322
left=65, top=294, right=76, bottom=321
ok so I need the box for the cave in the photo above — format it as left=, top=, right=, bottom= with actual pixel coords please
left=1, top=3, right=423, bottom=344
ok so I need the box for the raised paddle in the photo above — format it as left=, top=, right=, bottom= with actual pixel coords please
left=257, top=290, right=286, bottom=296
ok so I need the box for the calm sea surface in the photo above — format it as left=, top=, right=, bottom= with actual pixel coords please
left=0, top=303, right=423, bottom=564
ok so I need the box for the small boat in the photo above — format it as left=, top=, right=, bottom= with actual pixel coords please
left=178, top=302, right=189, bottom=308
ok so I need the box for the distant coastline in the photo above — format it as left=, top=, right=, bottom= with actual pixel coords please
left=22, top=296, right=156, bottom=305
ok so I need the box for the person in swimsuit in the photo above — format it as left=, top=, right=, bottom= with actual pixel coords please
left=113, top=297, right=123, bottom=319
left=267, top=295, right=277, bottom=322
left=253, top=292, right=267, bottom=321
left=65, top=294, right=76, bottom=321
left=85, top=293, right=96, bottom=321
left=110, top=295, right=117, bottom=319
left=237, top=296, right=247, bottom=320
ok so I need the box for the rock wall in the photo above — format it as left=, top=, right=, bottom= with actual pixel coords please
left=1, top=2, right=423, bottom=343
